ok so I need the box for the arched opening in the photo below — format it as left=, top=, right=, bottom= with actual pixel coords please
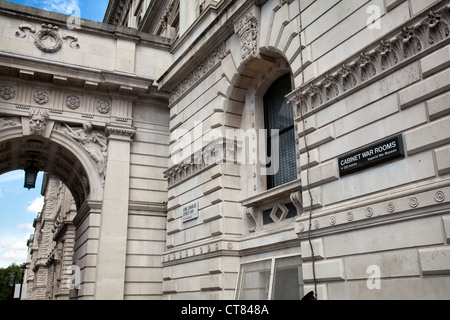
left=0, top=125, right=105, bottom=300
left=0, top=127, right=104, bottom=210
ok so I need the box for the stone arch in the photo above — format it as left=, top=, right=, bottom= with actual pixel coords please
left=0, top=124, right=104, bottom=210
left=222, top=49, right=295, bottom=197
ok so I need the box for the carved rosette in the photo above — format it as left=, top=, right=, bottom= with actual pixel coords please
left=96, top=100, right=111, bottom=114
left=0, top=85, right=16, bottom=100
left=234, top=5, right=260, bottom=60
left=33, top=90, right=50, bottom=105
left=65, top=95, right=81, bottom=110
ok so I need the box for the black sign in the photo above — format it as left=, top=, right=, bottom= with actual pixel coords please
left=338, top=134, right=405, bottom=177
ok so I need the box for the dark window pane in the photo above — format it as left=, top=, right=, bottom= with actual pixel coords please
left=264, top=74, right=297, bottom=189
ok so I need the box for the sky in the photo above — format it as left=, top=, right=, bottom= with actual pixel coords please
left=5, top=0, right=109, bottom=23
left=0, top=1, right=109, bottom=268
left=0, top=171, right=44, bottom=268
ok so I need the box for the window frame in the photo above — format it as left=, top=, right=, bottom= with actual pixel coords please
left=263, top=73, right=297, bottom=190
left=234, top=253, right=304, bottom=300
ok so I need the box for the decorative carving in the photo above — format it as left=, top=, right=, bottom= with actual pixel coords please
left=59, top=122, right=108, bottom=180
left=435, top=191, right=445, bottom=202
left=234, top=6, right=259, bottom=60
left=365, top=207, right=374, bottom=217
left=96, top=100, right=111, bottom=114
left=35, top=24, right=63, bottom=53
left=329, top=216, right=336, bottom=225
left=409, top=197, right=419, bottom=208
left=269, top=203, right=289, bottom=223
left=298, top=223, right=305, bottom=232
left=0, top=117, right=18, bottom=128
left=33, top=90, right=50, bottom=105
left=65, top=95, right=81, bottom=110
left=313, top=220, right=320, bottom=229
left=246, top=206, right=259, bottom=232
left=346, top=212, right=354, bottom=221
left=169, top=42, right=226, bottom=105
left=288, top=6, right=450, bottom=117
left=29, top=109, right=49, bottom=136
left=164, top=139, right=237, bottom=187
left=290, top=191, right=303, bottom=215
left=386, top=202, right=395, bottom=213
left=15, top=23, right=80, bottom=53
left=0, top=85, right=16, bottom=100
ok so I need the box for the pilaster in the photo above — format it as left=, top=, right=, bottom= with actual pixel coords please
left=94, top=124, right=135, bottom=300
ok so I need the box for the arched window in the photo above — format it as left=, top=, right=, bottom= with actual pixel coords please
left=264, top=74, right=297, bottom=189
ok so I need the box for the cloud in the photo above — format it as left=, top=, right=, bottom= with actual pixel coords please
left=17, top=223, right=34, bottom=231
left=0, top=234, right=30, bottom=268
left=2, top=250, right=27, bottom=261
left=39, top=0, right=80, bottom=15
left=27, top=197, right=44, bottom=214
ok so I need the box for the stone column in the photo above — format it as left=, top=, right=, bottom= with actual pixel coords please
left=94, top=125, right=135, bottom=300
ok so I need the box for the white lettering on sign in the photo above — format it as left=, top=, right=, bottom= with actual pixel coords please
left=182, top=201, right=199, bottom=222
left=338, top=135, right=404, bottom=176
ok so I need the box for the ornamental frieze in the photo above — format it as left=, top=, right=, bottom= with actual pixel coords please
left=15, top=23, right=80, bottom=54
left=169, top=42, right=226, bottom=105
left=287, top=6, right=450, bottom=117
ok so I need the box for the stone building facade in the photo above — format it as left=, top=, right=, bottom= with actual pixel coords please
left=0, top=0, right=449, bottom=300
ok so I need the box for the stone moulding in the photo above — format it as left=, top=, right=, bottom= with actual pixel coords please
left=169, top=42, right=227, bottom=105
left=162, top=240, right=239, bottom=267
left=287, top=5, right=450, bottom=118
left=295, top=185, right=450, bottom=238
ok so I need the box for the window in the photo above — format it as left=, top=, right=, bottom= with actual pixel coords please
left=264, top=74, right=297, bottom=189
left=236, top=256, right=303, bottom=300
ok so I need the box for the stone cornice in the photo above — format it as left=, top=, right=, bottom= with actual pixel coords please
left=0, top=0, right=172, bottom=48
left=105, top=124, right=136, bottom=139
left=287, top=4, right=450, bottom=119
left=296, top=181, right=450, bottom=239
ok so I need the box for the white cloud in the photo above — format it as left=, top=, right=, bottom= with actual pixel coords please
left=0, top=234, right=30, bottom=268
left=39, top=0, right=80, bottom=15
left=27, top=197, right=44, bottom=214
left=2, top=250, right=27, bottom=261
left=17, top=223, right=34, bottom=231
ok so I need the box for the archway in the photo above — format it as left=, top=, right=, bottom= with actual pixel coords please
left=0, top=125, right=104, bottom=209
left=0, top=122, right=106, bottom=299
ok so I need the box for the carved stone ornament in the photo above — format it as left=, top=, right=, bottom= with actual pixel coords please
left=33, top=90, right=50, bottom=105
left=234, top=5, right=260, bottom=60
left=58, top=122, right=108, bottom=182
left=65, top=95, right=81, bottom=110
left=0, top=85, right=16, bottom=100
left=96, top=100, right=111, bottom=114
left=15, top=23, right=80, bottom=53
left=288, top=6, right=450, bottom=117
left=0, top=117, right=19, bottom=128
left=169, top=42, right=226, bottom=105
left=29, top=109, right=49, bottom=136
